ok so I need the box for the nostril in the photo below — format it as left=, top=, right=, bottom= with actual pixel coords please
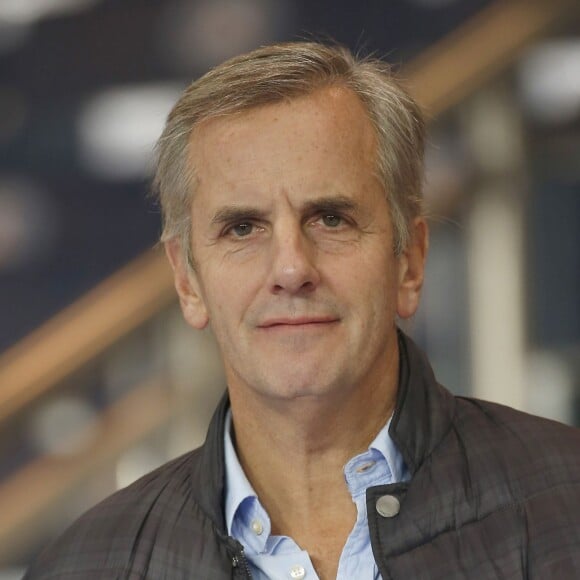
left=272, top=279, right=315, bottom=293
left=268, top=233, right=321, bottom=293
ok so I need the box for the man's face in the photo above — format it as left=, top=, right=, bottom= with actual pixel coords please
left=167, top=87, right=426, bottom=403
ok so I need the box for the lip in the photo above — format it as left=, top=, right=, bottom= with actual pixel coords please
left=258, top=316, right=339, bottom=328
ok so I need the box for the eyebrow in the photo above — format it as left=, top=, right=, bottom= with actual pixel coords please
left=301, top=195, right=359, bottom=215
left=210, top=205, right=268, bottom=226
left=209, top=195, right=360, bottom=226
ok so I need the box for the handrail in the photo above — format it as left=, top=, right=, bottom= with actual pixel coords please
left=0, top=249, right=174, bottom=423
left=0, top=0, right=577, bottom=424
left=405, top=0, right=577, bottom=116
left=0, top=377, right=172, bottom=562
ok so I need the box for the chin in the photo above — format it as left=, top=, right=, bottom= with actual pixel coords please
left=225, top=353, right=349, bottom=402
left=256, top=368, right=348, bottom=401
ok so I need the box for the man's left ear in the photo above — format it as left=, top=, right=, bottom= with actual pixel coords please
left=397, top=217, right=429, bottom=320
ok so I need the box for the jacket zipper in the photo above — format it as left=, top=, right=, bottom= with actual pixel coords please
left=231, top=546, right=252, bottom=579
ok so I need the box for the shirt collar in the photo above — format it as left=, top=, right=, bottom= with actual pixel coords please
left=224, top=409, right=260, bottom=536
left=224, top=407, right=408, bottom=537
left=367, top=414, right=408, bottom=483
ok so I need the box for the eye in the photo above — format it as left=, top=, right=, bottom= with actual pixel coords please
left=321, top=214, right=343, bottom=228
left=229, top=222, right=254, bottom=237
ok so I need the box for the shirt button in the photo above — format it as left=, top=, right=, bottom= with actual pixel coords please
left=289, top=564, right=306, bottom=579
left=376, top=494, right=400, bottom=518
left=250, top=519, right=263, bottom=535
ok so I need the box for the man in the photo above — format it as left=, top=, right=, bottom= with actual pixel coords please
left=27, top=42, right=580, bottom=579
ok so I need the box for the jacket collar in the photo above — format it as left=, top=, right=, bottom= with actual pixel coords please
left=189, top=388, right=230, bottom=531
left=389, top=330, right=456, bottom=476
left=189, top=329, right=456, bottom=531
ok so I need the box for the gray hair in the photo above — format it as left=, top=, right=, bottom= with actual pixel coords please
left=154, top=41, right=425, bottom=256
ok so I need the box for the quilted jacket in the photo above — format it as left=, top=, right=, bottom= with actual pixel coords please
left=25, top=332, right=580, bottom=579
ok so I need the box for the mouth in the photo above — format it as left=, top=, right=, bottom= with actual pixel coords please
left=258, top=316, right=339, bottom=329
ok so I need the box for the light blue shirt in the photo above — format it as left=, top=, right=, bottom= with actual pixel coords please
left=224, top=410, right=409, bottom=579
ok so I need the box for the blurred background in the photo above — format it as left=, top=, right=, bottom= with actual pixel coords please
left=0, top=0, right=579, bottom=575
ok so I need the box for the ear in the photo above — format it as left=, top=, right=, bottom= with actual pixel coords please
left=165, top=238, right=210, bottom=329
left=396, top=217, right=429, bottom=319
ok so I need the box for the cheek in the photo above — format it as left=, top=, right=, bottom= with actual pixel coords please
left=200, top=266, right=258, bottom=328
left=362, top=260, right=399, bottom=321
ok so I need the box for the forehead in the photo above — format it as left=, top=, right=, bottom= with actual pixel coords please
left=187, top=87, right=379, bottom=191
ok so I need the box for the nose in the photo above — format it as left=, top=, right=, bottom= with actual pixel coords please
left=268, top=220, right=320, bottom=295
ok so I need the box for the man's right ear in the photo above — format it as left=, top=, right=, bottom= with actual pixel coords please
left=164, top=238, right=209, bottom=330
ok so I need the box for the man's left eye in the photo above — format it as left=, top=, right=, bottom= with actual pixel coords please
left=321, top=214, right=342, bottom=227
left=230, top=222, right=254, bottom=237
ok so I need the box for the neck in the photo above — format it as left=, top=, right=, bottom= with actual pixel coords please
left=227, top=342, right=399, bottom=574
